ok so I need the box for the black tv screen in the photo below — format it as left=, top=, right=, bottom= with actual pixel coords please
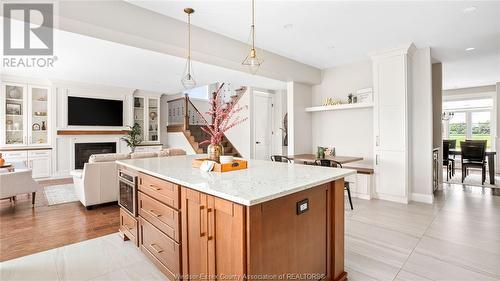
left=68, top=96, right=123, bottom=126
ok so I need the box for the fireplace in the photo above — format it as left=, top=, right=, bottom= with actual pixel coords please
left=74, top=142, right=116, bottom=169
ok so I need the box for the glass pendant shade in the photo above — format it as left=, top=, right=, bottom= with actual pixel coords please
left=242, top=48, right=263, bottom=75
left=181, top=58, right=196, bottom=90
left=242, top=0, right=263, bottom=75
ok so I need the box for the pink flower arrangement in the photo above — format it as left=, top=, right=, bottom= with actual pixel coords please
left=199, top=83, right=248, bottom=146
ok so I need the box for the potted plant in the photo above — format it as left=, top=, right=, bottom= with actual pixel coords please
left=199, top=83, right=247, bottom=162
left=121, top=123, right=143, bottom=152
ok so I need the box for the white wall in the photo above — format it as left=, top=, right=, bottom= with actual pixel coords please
left=166, top=133, right=196, bottom=154
left=224, top=88, right=251, bottom=158
left=311, top=60, right=373, bottom=161
left=287, top=82, right=312, bottom=155
left=432, top=63, right=443, bottom=185
left=409, top=47, right=434, bottom=202
left=497, top=82, right=500, bottom=171
left=274, top=89, right=287, bottom=156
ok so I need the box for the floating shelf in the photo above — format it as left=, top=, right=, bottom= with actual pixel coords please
left=305, top=102, right=373, bottom=112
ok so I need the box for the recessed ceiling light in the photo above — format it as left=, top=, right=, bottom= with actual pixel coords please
left=465, top=47, right=475, bottom=51
left=283, top=23, right=293, bottom=30
left=463, top=6, right=477, bottom=13
left=328, top=45, right=335, bottom=49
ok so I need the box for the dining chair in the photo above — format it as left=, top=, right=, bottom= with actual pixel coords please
left=445, top=139, right=457, bottom=149
left=460, top=141, right=487, bottom=184
left=443, top=139, right=457, bottom=175
left=442, top=141, right=453, bottom=180
left=314, top=159, right=353, bottom=210
left=270, top=155, right=292, bottom=163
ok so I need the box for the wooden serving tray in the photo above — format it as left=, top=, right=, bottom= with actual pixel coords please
left=192, top=158, right=248, bottom=173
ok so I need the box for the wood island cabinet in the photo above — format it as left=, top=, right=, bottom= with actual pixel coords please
left=126, top=171, right=346, bottom=281
left=181, top=188, right=245, bottom=280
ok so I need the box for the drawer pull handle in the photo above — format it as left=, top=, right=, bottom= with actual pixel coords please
left=149, top=243, right=164, bottom=253
left=148, top=209, right=161, bottom=217
left=148, top=184, right=162, bottom=191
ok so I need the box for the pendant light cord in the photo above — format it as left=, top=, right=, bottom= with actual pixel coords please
left=188, top=12, right=191, bottom=74
left=251, top=0, right=255, bottom=50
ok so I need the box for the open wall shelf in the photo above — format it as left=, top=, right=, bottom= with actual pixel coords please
left=305, top=102, right=373, bottom=112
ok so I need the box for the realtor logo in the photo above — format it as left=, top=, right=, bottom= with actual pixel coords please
left=3, top=3, right=54, bottom=56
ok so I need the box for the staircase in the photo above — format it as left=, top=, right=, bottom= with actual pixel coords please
left=185, top=125, right=240, bottom=157
left=167, top=86, right=246, bottom=158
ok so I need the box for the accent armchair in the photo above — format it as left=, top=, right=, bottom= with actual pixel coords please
left=0, top=164, right=39, bottom=205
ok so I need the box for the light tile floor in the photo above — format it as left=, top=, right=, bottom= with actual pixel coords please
left=1, top=184, right=499, bottom=281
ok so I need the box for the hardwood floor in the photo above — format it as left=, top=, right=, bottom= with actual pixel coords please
left=0, top=178, right=119, bottom=262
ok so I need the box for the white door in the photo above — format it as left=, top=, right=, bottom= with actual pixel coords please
left=253, top=92, right=273, bottom=160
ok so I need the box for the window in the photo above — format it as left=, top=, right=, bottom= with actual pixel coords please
left=448, top=112, right=466, bottom=145
left=442, top=97, right=495, bottom=149
left=471, top=111, right=491, bottom=148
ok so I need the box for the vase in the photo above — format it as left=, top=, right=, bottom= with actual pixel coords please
left=0, top=153, right=5, bottom=166
left=207, top=143, right=224, bottom=163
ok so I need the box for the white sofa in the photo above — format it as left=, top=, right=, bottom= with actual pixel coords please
left=71, top=148, right=186, bottom=209
left=0, top=162, right=39, bottom=205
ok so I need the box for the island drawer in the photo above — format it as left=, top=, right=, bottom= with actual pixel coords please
left=139, top=217, right=180, bottom=279
left=119, top=208, right=138, bottom=246
left=138, top=191, right=181, bottom=243
left=139, top=173, right=180, bottom=209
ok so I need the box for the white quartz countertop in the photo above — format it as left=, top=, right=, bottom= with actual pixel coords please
left=117, top=155, right=356, bottom=206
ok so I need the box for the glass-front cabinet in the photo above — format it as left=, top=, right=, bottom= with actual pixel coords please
left=133, top=96, right=145, bottom=141
left=148, top=98, right=159, bottom=142
left=133, top=95, right=160, bottom=144
left=2, top=82, right=51, bottom=147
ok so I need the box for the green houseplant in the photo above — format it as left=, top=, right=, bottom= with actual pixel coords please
left=121, top=123, right=143, bottom=152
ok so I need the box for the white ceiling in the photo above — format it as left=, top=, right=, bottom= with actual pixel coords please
left=128, top=0, right=500, bottom=89
left=0, top=26, right=286, bottom=94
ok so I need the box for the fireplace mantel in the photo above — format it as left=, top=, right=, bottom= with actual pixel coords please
left=57, top=130, right=130, bottom=135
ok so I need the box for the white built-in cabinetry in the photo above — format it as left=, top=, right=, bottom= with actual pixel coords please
left=1, top=82, right=52, bottom=147
left=372, top=44, right=416, bottom=203
left=1, top=80, right=53, bottom=178
left=1, top=150, right=52, bottom=178
left=133, top=92, right=161, bottom=144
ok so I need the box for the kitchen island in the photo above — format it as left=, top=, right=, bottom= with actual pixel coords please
left=116, top=155, right=355, bottom=281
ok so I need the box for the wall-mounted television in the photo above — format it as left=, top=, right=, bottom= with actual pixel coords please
left=68, top=96, right=123, bottom=126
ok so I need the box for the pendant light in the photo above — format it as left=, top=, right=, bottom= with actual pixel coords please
left=181, top=8, right=196, bottom=90
left=242, top=0, right=263, bottom=74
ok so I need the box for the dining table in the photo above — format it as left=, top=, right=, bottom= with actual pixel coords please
left=289, top=154, right=363, bottom=165
left=449, top=149, right=497, bottom=184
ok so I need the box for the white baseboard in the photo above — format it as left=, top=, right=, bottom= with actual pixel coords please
left=373, top=193, right=409, bottom=204
left=411, top=192, right=434, bottom=204
left=352, top=193, right=371, bottom=200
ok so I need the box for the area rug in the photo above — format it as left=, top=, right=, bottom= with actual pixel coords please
left=43, top=184, right=79, bottom=206
left=444, top=171, right=500, bottom=189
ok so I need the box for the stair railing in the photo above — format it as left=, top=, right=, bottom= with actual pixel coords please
left=166, top=88, right=246, bottom=156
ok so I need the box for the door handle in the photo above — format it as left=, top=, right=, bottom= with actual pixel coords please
left=256, top=141, right=261, bottom=144
left=207, top=208, right=213, bottom=241
left=200, top=205, right=206, bottom=237
left=375, top=155, right=379, bottom=165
